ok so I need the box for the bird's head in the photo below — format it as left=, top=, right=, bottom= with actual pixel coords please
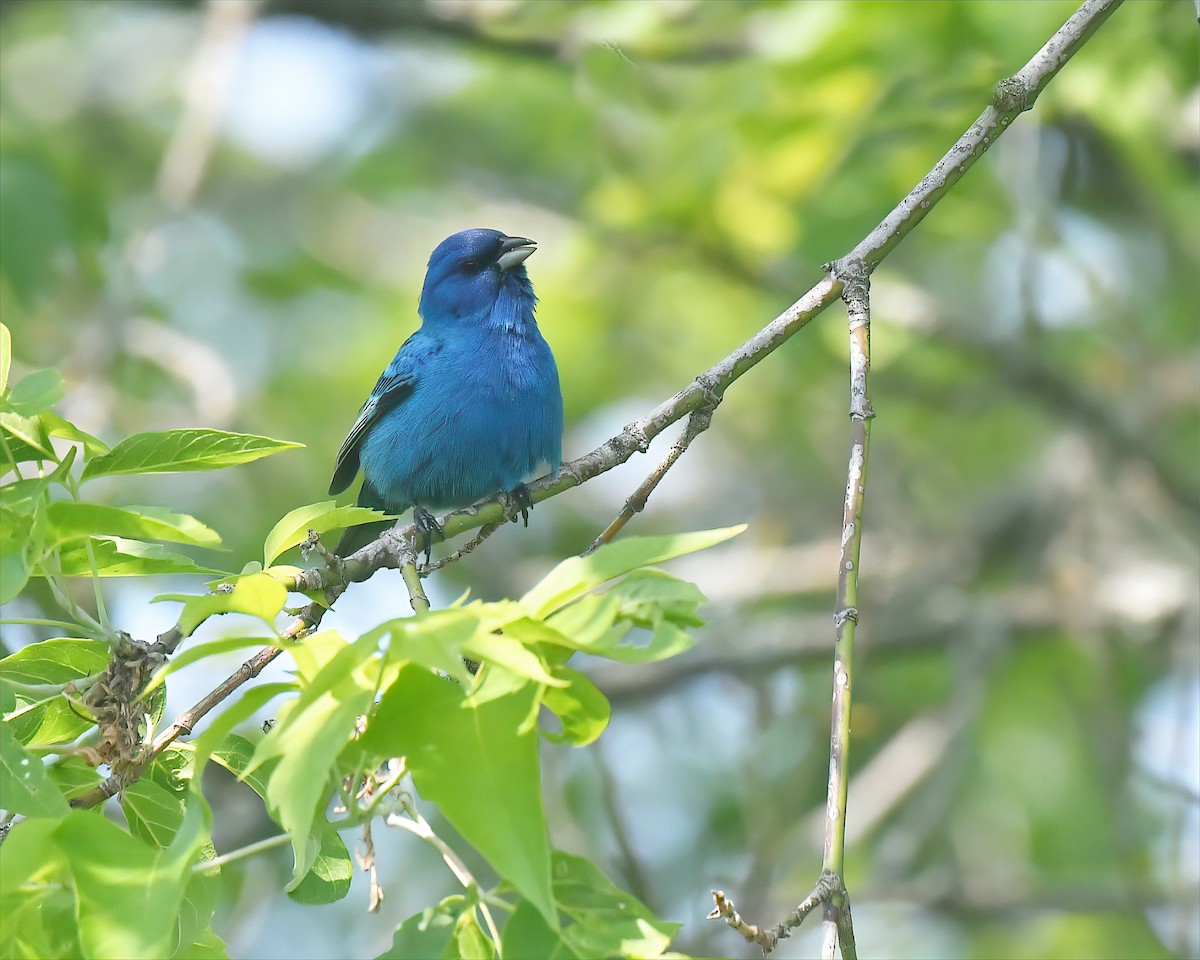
left=418, top=228, right=537, bottom=325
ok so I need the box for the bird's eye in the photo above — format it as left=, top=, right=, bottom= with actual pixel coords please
left=461, top=258, right=480, bottom=272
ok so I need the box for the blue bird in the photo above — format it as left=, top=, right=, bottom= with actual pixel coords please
left=330, top=228, right=563, bottom=557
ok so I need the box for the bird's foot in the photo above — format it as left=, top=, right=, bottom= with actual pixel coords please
left=412, top=506, right=444, bottom=565
left=505, top=483, right=533, bottom=527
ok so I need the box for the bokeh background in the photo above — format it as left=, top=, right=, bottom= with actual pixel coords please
left=2, top=1, right=1197, bottom=958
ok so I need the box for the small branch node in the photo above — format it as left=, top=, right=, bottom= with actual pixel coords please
left=625, top=420, right=651, bottom=453
left=992, top=75, right=1030, bottom=113
left=834, top=607, right=859, bottom=628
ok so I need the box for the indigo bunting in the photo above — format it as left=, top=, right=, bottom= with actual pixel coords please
left=330, top=228, right=563, bottom=556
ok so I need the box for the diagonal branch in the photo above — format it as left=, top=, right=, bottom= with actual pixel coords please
left=76, top=0, right=1125, bottom=824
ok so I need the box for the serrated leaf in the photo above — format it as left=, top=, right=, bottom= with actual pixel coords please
left=263, top=500, right=391, bottom=566
left=47, top=502, right=221, bottom=548
left=360, top=663, right=556, bottom=926
left=153, top=573, right=288, bottom=639
left=0, top=733, right=70, bottom=817
left=55, top=536, right=228, bottom=578
left=4, top=368, right=63, bottom=416
left=521, top=526, right=744, bottom=619
left=81, top=429, right=302, bottom=480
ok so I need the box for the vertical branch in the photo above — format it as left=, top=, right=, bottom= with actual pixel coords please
left=819, top=269, right=873, bottom=960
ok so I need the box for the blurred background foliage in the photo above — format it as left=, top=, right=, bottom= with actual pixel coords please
left=1, top=0, right=1197, bottom=957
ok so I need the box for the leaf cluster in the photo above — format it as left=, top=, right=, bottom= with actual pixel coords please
left=1, top=322, right=740, bottom=959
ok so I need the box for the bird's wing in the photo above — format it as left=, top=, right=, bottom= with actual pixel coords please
left=328, top=334, right=427, bottom=495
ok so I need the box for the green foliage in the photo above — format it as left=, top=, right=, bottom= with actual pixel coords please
left=0, top=324, right=731, bottom=958
left=262, top=500, right=391, bottom=566
left=81, top=430, right=304, bottom=481
left=2, top=2, right=1195, bottom=957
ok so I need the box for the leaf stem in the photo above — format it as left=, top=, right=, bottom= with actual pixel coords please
left=196, top=831, right=291, bottom=872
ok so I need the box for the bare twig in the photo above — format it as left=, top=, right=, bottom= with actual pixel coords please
left=388, top=795, right=502, bottom=948
left=423, top=522, right=502, bottom=572
left=583, top=395, right=719, bottom=555
left=358, top=820, right=384, bottom=913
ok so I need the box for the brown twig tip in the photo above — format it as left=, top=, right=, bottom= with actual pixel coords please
left=707, top=890, right=777, bottom=954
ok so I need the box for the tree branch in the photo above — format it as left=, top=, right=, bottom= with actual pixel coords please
left=74, top=0, right=1125, bottom=837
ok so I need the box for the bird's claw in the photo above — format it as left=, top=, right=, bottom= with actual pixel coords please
left=506, top=483, right=533, bottom=527
left=412, top=506, right=444, bottom=565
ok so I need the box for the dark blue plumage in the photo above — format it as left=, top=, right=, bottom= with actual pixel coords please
left=330, top=229, right=563, bottom=556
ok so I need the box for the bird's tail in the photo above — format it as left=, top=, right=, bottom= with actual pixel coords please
left=335, top=483, right=403, bottom=558
left=334, top=519, right=394, bottom=558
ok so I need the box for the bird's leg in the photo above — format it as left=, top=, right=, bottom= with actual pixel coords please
left=411, top=506, right=444, bottom=565
left=504, top=483, right=533, bottom=527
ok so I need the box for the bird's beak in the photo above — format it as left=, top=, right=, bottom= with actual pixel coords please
left=497, top=236, right=536, bottom=271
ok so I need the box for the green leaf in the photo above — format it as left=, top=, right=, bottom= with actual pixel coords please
left=1, top=638, right=107, bottom=746
left=41, top=411, right=108, bottom=457
left=0, top=732, right=70, bottom=817
left=47, top=755, right=105, bottom=800
left=122, top=778, right=186, bottom=849
left=377, top=896, right=465, bottom=960
left=0, top=636, right=109, bottom=686
left=609, top=568, right=706, bottom=627
left=503, top=852, right=679, bottom=959
left=453, top=907, right=492, bottom=960
left=361, top=663, right=556, bottom=926
left=56, top=536, right=227, bottom=578
left=287, top=823, right=353, bottom=905
left=174, top=867, right=228, bottom=960
left=0, top=818, right=82, bottom=960
left=245, top=632, right=376, bottom=888
left=366, top=610, right=483, bottom=687
left=153, top=572, right=288, bottom=638
left=540, top=667, right=610, bottom=746
left=0, top=322, right=10, bottom=395
left=47, top=502, right=221, bottom=548
left=81, top=429, right=303, bottom=481
left=4, top=368, right=63, bottom=416
left=192, top=683, right=296, bottom=770
left=521, top=526, right=744, bottom=619
left=263, top=500, right=390, bottom=566
left=54, top=797, right=210, bottom=960
left=0, top=410, right=54, bottom=460
left=0, top=510, right=34, bottom=603
left=464, top=628, right=566, bottom=689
